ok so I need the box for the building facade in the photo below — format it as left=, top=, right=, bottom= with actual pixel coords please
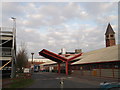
left=71, top=23, right=119, bottom=78
left=71, top=45, right=119, bottom=78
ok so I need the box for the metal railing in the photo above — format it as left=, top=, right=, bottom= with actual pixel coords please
left=0, top=47, right=12, bottom=56
left=0, top=27, right=13, bottom=32
left=0, top=27, right=13, bottom=36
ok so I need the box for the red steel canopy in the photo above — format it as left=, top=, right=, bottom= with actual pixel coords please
left=39, top=49, right=67, bottom=63
left=39, top=49, right=82, bottom=75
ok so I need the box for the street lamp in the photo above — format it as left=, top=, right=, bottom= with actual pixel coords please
left=11, top=17, right=16, bottom=78
left=11, top=17, right=16, bottom=35
left=31, top=53, right=34, bottom=64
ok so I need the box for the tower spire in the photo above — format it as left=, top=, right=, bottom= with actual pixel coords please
left=105, top=23, right=116, bottom=47
left=105, top=23, right=115, bottom=35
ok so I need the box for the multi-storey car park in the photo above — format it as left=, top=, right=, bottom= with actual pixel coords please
left=0, top=27, right=16, bottom=78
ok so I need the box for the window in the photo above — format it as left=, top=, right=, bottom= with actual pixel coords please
left=110, top=35, right=114, bottom=37
left=106, top=35, right=109, bottom=38
left=114, top=63, right=120, bottom=69
left=101, top=63, right=113, bottom=69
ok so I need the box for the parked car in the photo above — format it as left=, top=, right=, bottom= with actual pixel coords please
left=100, top=82, right=120, bottom=90
left=34, top=65, right=40, bottom=72
left=23, top=68, right=31, bottom=77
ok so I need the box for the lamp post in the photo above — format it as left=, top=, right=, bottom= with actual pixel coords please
left=31, top=53, right=34, bottom=72
left=31, top=53, right=34, bottom=64
left=11, top=17, right=16, bottom=78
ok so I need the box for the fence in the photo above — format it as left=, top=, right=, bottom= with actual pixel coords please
left=72, top=69, right=119, bottom=78
left=0, top=47, right=12, bottom=57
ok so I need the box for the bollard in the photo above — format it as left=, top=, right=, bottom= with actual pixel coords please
left=60, top=78, right=64, bottom=89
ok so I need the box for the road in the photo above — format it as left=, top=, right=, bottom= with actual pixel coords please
left=27, top=72, right=100, bottom=88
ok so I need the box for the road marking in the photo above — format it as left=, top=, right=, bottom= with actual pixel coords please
left=34, top=76, right=72, bottom=81
left=56, top=77, right=60, bottom=79
left=35, top=78, right=58, bottom=81
left=67, top=77, right=72, bottom=78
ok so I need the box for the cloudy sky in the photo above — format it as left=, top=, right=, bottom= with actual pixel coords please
left=1, top=1, right=118, bottom=59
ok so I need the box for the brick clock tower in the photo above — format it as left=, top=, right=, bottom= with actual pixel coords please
left=105, top=23, right=116, bottom=47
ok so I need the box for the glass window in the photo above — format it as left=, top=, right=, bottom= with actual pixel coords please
left=106, top=35, right=109, bottom=38
left=110, top=35, right=114, bottom=37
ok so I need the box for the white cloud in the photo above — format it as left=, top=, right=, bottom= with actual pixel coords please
left=1, top=2, right=118, bottom=59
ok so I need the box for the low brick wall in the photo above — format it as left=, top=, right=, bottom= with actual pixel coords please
left=83, top=70, right=92, bottom=76
left=114, top=69, right=119, bottom=78
left=71, top=69, right=119, bottom=79
left=101, top=69, right=113, bottom=77
left=71, top=70, right=81, bottom=77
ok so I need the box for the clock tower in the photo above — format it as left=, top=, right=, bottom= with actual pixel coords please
left=105, top=23, right=116, bottom=47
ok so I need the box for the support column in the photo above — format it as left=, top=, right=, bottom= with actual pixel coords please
left=69, top=62, right=71, bottom=74
left=58, top=63, right=61, bottom=74
left=112, top=64, right=115, bottom=78
left=99, top=64, right=101, bottom=77
left=66, top=61, right=68, bottom=75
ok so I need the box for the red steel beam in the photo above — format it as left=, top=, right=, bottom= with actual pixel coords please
left=68, top=53, right=82, bottom=61
left=43, top=49, right=67, bottom=61
left=65, top=61, right=68, bottom=75
left=39, top=49, right=67, bottom=62
left=39, top=51, right=64, bottom=62
left=58, top=63, right=61, bottom=74
left=69, top=62, right=72, bottom=74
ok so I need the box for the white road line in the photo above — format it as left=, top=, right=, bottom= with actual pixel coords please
left=67, top=77, right=72, bottom=78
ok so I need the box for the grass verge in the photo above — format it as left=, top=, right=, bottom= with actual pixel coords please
left=10, top=78, right=34, bottom=88
left=2, top=78, right=34, bottom=90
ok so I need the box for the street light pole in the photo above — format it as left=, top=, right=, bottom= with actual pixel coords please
left=11, top=17, right=16, bottom=78
left=31, top=53, right=34, bottom=64
left=31, top=53, right=34, bottom=72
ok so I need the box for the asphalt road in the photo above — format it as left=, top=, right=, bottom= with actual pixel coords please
left=27, top=72, right=100, bottom=88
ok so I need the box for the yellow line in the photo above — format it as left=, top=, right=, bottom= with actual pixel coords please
left=0, top=60, right=12, bottom=70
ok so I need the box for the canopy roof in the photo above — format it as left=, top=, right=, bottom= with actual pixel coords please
left=39, top=49, right=82, bottom=63
left=39, top=49, right=67, bottom=63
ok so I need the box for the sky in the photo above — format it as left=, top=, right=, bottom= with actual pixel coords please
left=1, top=1, right=118, bottom=59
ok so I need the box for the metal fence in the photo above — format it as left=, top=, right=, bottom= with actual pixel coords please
left=0, top=47, right=12, bottom=56
left=0, top=27, right=13, bottom=36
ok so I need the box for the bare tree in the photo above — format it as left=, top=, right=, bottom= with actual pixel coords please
left=16, top=43, right=28, bottom=73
